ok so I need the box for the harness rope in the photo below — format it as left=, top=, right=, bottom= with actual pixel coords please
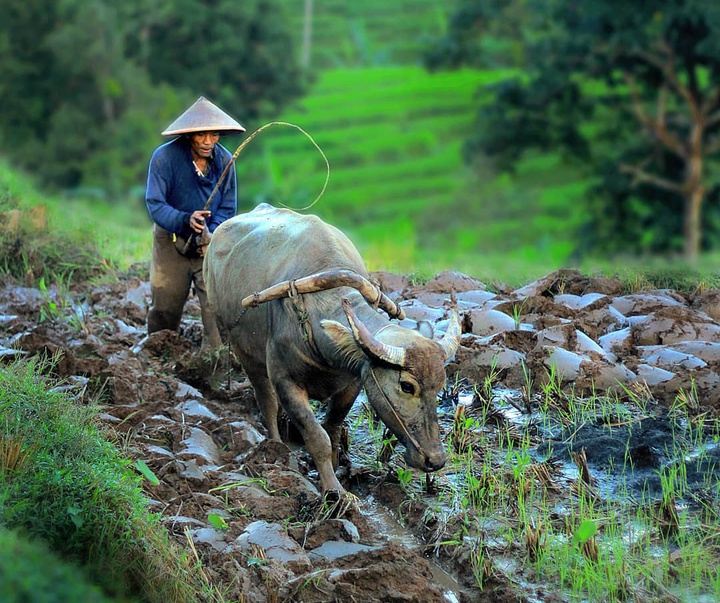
left=369, top=367, right=424, bottom=455
left=203, top=121, right=330, bottom=214
left=289, top=279, right=320, bottom=355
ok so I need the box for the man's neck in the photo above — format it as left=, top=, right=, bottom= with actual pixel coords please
left=192, top=155, right=210, bottom=177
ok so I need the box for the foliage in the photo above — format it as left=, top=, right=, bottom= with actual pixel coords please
left=0, top=528, right=115, bottom=603
left=0, top=0, right=304, bottom=196
left=428, top=0, right=720, bottom=259
left=0, top=357, right=217, bottom=602
left=133, top=0, right=303, bottom=120
left=423, top=0, right=529, bottom=70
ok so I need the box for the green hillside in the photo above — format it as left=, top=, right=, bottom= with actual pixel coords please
left=236, top=66, right=503, bottom=267
left=230, top=2, right=594, bottom=273
left=240, top=66, right=500, bottom=213
left=276, top=0, right=449, bottom=68
left=233, top=63, right=592, bottom=276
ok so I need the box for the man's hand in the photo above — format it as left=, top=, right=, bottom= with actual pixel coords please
left=189, top=210, right=211, bottom=233
left=196, top=225, right=212, bottom=257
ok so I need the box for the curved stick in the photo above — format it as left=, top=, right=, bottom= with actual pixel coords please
left=241, top=269, right=405, bottom=320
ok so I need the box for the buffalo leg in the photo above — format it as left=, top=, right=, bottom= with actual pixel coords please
left=241, top=360, right=281, bottom=441
left=323, top=383, right=361, bottom=469
left=274, top=378, right=344, bottom=494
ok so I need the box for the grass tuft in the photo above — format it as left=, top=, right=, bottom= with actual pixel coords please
left=0, top=173, right=115, bottom=285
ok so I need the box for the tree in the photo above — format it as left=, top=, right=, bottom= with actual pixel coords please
left=0, top=0, right=304, bottom=194
left=135, top=0, right=304, bottom=120
left=427, top=0, right=720, bottom=260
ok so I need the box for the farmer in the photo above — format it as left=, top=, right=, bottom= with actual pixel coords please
left=144, top=96, right=245, bottom=350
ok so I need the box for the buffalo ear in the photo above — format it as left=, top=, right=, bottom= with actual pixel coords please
left=320, top=320, right=366, bottom=367
left=416, top=320, right=434, bottom=339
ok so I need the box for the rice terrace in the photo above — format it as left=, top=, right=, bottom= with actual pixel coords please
left=3, top=1, right=720, bottom=602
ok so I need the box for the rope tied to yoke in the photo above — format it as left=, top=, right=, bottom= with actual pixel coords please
left=226, top=280, right=319, bottom=353
left=288, top=279, right=319, bottom=353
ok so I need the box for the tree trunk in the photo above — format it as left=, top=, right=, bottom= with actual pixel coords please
left=684, top=186, right=704, bottom=260
left=683, top=120, right=705, bottom=260
left=301, top=0, right=313, bottom=69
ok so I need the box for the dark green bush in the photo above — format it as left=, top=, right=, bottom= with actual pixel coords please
left=0, top=528, right=115, bottom=603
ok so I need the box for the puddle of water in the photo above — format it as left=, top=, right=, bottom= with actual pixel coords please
left=457, top=392, right=474, bottom=406
left=683, top=439, right=720, bottom=463
left=667, top=589, right=718, bottom=603
left=358, top=494, right=464, bottom=602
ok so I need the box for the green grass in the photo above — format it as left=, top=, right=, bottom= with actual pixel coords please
left=0, top=357, right=220, bottom=602
left=0, top=161, right=151, bottom=282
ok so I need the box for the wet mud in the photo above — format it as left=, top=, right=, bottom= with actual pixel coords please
left=2, top=267, right=720, bottom=602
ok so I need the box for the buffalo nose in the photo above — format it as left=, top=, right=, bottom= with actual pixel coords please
left=425, top=450, right=448, bottom=472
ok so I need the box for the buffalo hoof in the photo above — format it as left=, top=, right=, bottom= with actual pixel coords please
left=318, top=490, right=358, bottom=521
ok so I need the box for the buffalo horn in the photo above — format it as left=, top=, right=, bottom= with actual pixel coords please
left=436, top=297, right=462, bottom=361
left=342, top=298, right=406, bottom=367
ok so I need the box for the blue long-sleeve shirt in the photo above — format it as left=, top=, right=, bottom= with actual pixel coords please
left=145, top=137, right=237, bottom=238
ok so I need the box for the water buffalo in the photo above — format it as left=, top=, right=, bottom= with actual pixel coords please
left=204, top=203, right=461, bottom=494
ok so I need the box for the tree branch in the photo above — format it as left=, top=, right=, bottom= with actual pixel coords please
left=623, top=72, right=688, bottom=160
left=657, top=84, right=667, bottom=128
left=702, top=86, right=720, bottom=127
left=630, top=47, right=699, bottom=119
left=620, top=163, right=684, bottom=194
left=701, top=85, right=720, bottom=117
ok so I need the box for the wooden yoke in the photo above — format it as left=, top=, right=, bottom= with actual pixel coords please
left=241, top=269, right=406, bottom=320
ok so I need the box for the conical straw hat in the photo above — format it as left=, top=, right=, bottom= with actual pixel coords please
left=161, top=96, right=246, bottom=136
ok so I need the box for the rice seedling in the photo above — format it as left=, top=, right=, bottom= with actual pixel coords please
left=571, top=447, right=595, bottom=488
left=520, top=360, right=534, bottom=414
left=469, top=541, right=493, bottom=590
left=539, top=362, right=568, bottom=416
left=510, top=300, right=526, bottom=331
left=449, top=404, right=476, bottom=454
left=474, top=356, right=501, bottom=408
left=524, top=519, right=546, bottom=563
left=674, top=378, right=701, bottom=415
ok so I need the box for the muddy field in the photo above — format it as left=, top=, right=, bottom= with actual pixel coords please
left=2, top=267, right=720, bottom=602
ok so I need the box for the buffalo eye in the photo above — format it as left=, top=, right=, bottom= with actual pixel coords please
left=400, top=381, right=415, bottom=395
